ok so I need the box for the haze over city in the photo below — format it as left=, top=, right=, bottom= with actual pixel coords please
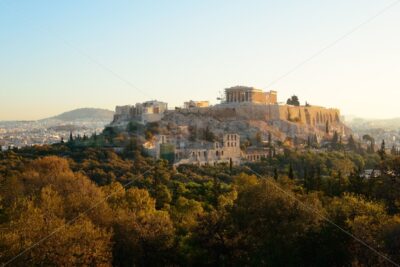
left=1, top=0, right=400, bottom=120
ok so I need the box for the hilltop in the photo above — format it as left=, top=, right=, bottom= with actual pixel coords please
left=44, top=108, right=114, bottom=122
left=110, top=87, right=350, bottom=144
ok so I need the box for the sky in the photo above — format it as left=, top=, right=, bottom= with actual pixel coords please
left=0, top=0, right=399, bottom=120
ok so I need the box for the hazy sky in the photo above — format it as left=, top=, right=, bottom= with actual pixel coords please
left=1, top=0, right=400, bottom=120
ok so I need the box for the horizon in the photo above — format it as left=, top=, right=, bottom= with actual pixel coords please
left=1, top=1, right=400, bottom=120
left=2, top=105, right=400, bottom=123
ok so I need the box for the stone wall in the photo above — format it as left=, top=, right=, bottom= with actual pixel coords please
left=176, top=103, right=340, bottom=128
left=278, top=105, right=340, bottom=126
left=178, top=103, right=280, bottom=121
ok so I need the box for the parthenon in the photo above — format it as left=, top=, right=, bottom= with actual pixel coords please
left=225, top=86, right=277, bottom=105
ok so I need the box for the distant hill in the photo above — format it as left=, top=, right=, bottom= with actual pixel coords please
left=45, top=108, right=114, bottom=122
left=346, top=117, right=400, bottom=130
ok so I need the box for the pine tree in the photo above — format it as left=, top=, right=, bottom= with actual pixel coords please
left=69, top=131, right=73, bottom=142
left=332, top=131, right=339, bottom=147
left=379, top=139, right=386, bottom=160
left=287, top=95, right=300, bottom=106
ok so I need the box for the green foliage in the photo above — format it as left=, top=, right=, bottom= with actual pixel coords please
left=287, top=95, right=300, bottom=106
left=126, top=121, right=143, bottom=133
left=1, top=144, right=400, bottom=266
left=203, top=126, right=216, bottom=142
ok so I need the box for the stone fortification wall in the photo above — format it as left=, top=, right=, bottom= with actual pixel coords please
left=278, top=105, right=341, bottom=126
left=177, top=103, right=339, bottom=128
left=177, top=103, right=281, bottom=121
left=172, top=103, right=346, bottom=139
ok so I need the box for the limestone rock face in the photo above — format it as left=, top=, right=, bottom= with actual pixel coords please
left=159, top=103, right=350, bottom=142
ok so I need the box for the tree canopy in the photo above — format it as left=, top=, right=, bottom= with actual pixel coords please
left=1, top=140, right=400, bottom=266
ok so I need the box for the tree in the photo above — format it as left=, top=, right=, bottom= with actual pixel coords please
left=379, top=140, right=386, bottom=160
left=154, top=184, right=172, bottom=209
left=103, top=185, right=175, bottom=266
left=347, top=135, right=357, bottom=151
left=204, top=126, right=216, bottom=142
left=170, top=196, right=204, bottom=233
left=0, top=187, right=112, bottom=266
left=328, top=194, right=396, bottom=266
left=268, top=131, right=272, bottom=146
left=287, top=95, right=300, bottom=106
left=231, top=179, right=324, bottom=266
left=332, top=131, right=339, bottom=149
left=127, top=121, right=139, bottom=133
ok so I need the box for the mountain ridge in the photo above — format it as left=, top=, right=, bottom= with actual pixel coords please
left=43, top=108, right=114, bottom=122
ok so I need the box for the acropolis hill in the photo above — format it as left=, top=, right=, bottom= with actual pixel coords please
left=111, top=86, right=350, bottom=143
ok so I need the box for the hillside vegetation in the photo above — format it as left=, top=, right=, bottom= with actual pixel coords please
left=1, top=135, right=400, bottom=266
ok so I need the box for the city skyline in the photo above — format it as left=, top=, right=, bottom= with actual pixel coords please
left=1, top=0, right=400, bottom=120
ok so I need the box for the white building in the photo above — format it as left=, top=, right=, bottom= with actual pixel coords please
left=113, top=100, right=168, bottom=124
left=145, top=134, right=241, bottom=166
